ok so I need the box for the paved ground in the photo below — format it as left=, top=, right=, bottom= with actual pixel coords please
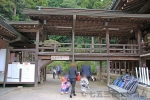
left=0, top=74, right=118, bottom=100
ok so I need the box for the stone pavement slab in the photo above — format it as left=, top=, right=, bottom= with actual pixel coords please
left=0, top=87, right=16, bottom=96
left=0, top=74, right=118, bottom=100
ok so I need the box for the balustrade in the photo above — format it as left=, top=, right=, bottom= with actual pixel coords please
left=38, top=42, right=139, bottom=55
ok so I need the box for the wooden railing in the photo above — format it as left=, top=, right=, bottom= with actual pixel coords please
left=38, top=43, right=139, bottom=55
left=38, top=43, right=72, bottom=53
left=109, top=44, right=139, bottom=54
left=141, top=41, right=150, bottom=54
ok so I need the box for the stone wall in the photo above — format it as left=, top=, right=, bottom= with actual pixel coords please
left=136, top=84, right=150, bottom=98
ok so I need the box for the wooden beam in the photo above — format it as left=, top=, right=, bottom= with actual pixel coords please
left=138, top=0, right=150, bottom=14
left=16, top=29, right=37, bottom=32
left=10, top=49, right=35, bottom=51
left=6, top=21, right=39, bottom=25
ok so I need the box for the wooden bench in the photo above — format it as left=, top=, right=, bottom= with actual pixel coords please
left=108, top=85, right=128, bottom=100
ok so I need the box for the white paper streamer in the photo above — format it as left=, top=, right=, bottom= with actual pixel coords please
left=143, top=67, right=147, bottom=84
left=142, top=67, right=145, bottom=84
left=139, top=67, right=142, bottom=83
left=146, top=67, right=150, bottom=85
left=135, top=67, right=138, bottom=78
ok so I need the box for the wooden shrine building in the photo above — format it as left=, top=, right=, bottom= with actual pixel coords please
left=110, top=0, right=150, bottom=76
left=0, top=7, right=150, bottom=86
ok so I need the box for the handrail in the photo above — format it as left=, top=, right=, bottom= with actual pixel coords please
left=40, top=43, right=72, bottom=45
left=38, top=43, right=139, bottom=54
left=110, top=44, right=138, bottom=46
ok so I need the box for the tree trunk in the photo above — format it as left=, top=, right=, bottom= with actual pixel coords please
left=14, top=0, right=17, bottom=16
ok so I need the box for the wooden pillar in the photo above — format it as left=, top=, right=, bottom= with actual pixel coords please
left=44, top=67, right=46, bottom=81
left=137, top=29, right=141, bottom=54
left=128, top=62, right=130, bottom=74
left=124, top=61, right=127, bottom=74
left=35, top=30, right=39, bottom=86
left=119, top=61, right=121, bottom=75
left=41, top=30, right=45, bottom=52
left=42, top=68, right=44, bottom=81
left=107, top=59, right=110, bottom=85
left=22, top=51, right=23, bottom=63
left=99, top=61, right=102, bottom=82
left=142, top=58, right=146, bottom=67
left=3, top=43, right=9, bottom=88
left=110, top=62, right=112, bottom=73
left=72, top=15, right=76, bottom=62
left=106, top=27, right=109, bottom=53
left=115, top=62, right=117, bottom=74
left=131, top=61, right=134, bottom=75
left=98, top=35, right=102, bottom=53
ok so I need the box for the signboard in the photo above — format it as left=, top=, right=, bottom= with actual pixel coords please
left=11, top=62, right=20, bottom=78
left=51, top=56, right=69, bottom=60
left=7, top=62, right=35, bottom=82
left=7, top=62, right=20, bottom=82
left=21, top=62, right=35, bottom=82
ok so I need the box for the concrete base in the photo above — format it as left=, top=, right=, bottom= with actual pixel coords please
left=136, top=84, right=150, bottom=98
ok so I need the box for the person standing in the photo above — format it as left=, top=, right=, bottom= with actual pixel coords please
left=81, top=63, right=92, bottom=80
left=68, top=62, right=78, bottom=98
left=57, top=66, right=62, bottom=79
left=52, top=67, right=56, bottom=79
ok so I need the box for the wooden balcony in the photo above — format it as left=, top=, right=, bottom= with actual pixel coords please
left=38, top=43, right=139, bottom=57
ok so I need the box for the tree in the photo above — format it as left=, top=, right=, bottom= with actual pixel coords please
left=0, top=0, right=14, bottom=20
left=48, top=0, right=63, bottom=7
left=60, top=0, right=78, bottom=8
left=24, top=0, right=48, bottom=9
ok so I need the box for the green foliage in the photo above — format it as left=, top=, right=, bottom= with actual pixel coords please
left=0, top=0, right=112, bottom=21
left=47, top=61, right=71, bottom=74
left=24, top=0, right=48, bottom=8
left=12, top=15, right=20, bottom=21
left=48, top=0, right=63, bottom=7
left=0, top=0, right=14, bottom=20
left=60, top=0, right=78, bottom=8
left=49, top=35, right=71, bottom=43
left=47, top=61, right=104, bottom=75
